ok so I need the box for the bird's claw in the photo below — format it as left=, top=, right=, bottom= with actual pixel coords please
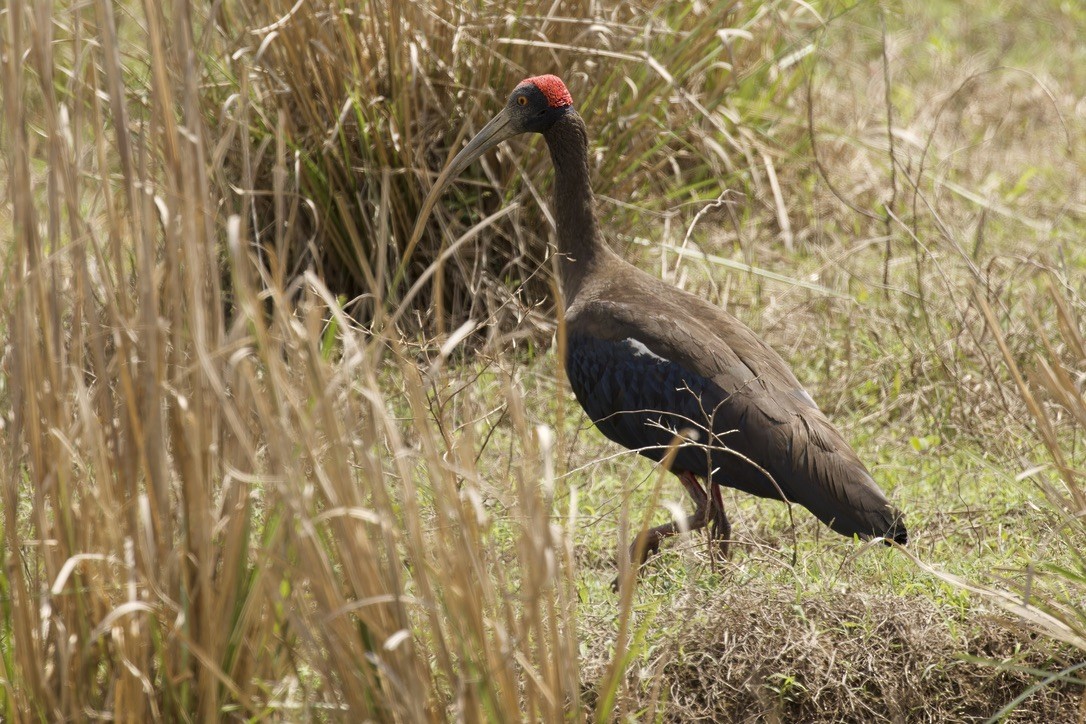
left=611, top=533, right=660, bottom=592
left=710, top=515, right=732, bottom=560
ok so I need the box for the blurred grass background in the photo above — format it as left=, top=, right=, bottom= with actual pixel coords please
left=1, top=0, right=1084, bottom=720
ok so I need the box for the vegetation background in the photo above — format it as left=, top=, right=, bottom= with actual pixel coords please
left=1, top=0, right=1083, bottom=720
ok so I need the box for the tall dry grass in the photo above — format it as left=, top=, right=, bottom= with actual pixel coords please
left=0, top=0, right=646, bottom=719
left=962, top=276, right=1086, bottom=648
left=1, top=0, right=830, bottom=715
left=212, top=0, right=813, bottom=333
left=888, top=271, right=1086, bottom=716
left=811, top=7, right=1086, bottom=678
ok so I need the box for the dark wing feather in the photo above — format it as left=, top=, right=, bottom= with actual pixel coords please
left=565, top=333, right=729, bottom=477
left=565, top=266, right=907, bottom=543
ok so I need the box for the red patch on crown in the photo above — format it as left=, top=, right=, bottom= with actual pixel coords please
left=519, top=75, right=573, bottom=108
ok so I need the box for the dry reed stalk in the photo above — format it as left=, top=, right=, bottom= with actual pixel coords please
left=0, top=0, right=617, bottom=718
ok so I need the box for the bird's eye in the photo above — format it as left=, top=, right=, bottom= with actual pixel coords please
left=517, top=96, right=528, bottom=106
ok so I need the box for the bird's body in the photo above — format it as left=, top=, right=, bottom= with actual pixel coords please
left=415, top=75, right=907, bottom=572
left=563, top=256, right=903, bottom=542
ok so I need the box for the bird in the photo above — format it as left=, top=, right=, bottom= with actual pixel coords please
left=413, top=74, right=907, bottom=577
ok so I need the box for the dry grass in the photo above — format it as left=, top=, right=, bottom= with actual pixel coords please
left=1, top=0, right=589, bottom=718
left=2, top=0, right=1085, bottom=720
left=211, top=0, right=816, bottom=333
left=582, top=585, right=1081, bottom=722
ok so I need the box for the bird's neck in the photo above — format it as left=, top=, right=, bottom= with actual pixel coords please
left=543, top=111, right=607, bottom=305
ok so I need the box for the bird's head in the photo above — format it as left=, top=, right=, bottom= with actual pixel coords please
left=402, top=75, right=573, bottom=279
left=439, top=75, right=574, bottom=182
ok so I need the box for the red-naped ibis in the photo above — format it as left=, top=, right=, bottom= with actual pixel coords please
left=415, top=75, right=907, bottom=573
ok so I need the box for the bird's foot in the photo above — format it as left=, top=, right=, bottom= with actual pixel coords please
left=709, top=515, right=732, bottom=561
left=611, top=530, right=663, bottom=592
left=708, top=484, right=732, bottom=561
left=630, top=528, right=664, bottom=566
left=611, top=507, right=712, bottom=592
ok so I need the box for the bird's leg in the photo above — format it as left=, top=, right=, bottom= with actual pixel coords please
left=678, top=471, right=730, bottom=560
left=627, top=508, right=709, bottom=567
left=627, top=470, right=710, bottom=564
left=708, top=482, right=731, bottom=559
left=613, top=471, right=711, bottom=592
left=613, top=508, right=709, bottom=592
left=677, top=470, right=709, bottom=513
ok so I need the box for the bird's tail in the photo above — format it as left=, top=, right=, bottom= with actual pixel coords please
left=881, top=509, right=908, bottom=545
left=792, top=461, right=908, bottom=546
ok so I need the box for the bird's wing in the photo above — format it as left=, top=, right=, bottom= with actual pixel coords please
left=565, top=278, right=906, bottom=542
left=564, top=331, right=731, bottom=476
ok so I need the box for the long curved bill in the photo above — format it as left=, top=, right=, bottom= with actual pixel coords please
left=399, top=108, right=519, bottom=282
left=433, top=107, right=519, bottom=197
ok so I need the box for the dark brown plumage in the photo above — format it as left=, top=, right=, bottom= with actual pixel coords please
left=414, top=75, right=907, bottom=574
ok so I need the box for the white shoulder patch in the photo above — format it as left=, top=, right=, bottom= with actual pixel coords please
left=795, top=388, right=818, bottom=409
left=625, top=338, right=668, bottom=362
